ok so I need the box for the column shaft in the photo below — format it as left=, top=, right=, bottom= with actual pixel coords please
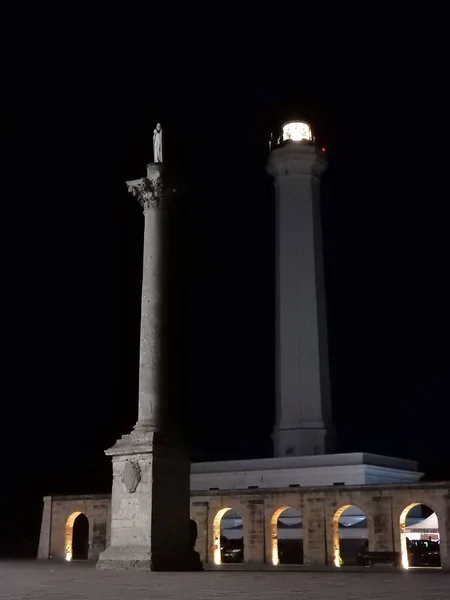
left=136, top=207, right=163, bottom=429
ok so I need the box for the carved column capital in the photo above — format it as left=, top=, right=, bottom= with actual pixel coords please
left=126, top=167, right=177, bottom=212
left=127, top=176, right=164, bottom=211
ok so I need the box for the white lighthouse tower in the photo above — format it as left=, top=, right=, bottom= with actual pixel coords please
left=268, top=121, right=334, bottom=457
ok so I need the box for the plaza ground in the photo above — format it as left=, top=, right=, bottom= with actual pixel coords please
left=0, top=562, right=449, bottom=599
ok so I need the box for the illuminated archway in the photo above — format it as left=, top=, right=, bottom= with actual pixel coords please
left=65, top=512, right=89, bottom=561
left=400, top=503, right=441, bottom=569
left=333, top=505, right=368, bottom=567
left=271, top=506, right=302, bottom=565
left=213, top=508, right=244, bottom=565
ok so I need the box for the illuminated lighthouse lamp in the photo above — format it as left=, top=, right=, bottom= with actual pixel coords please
left=282, top=121, right=312, bottom=143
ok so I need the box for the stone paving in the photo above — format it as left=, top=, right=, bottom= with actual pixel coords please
left=0, top=561, right=449, bottom=599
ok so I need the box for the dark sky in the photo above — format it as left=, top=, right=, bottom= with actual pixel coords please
left=1, top=24, right=449, bottom=554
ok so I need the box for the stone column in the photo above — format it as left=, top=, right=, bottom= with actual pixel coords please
left=267, top=139, right=334, bottom=457
left=97, top=163, right=201, bottom=571
left=37, top=496, right=52, bottom=559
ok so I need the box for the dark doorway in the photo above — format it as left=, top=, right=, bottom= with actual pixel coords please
left=72, top=513, right=89, bottom=560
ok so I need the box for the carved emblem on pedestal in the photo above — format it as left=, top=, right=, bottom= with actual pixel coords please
left=122, top=460, right=141, bottom=493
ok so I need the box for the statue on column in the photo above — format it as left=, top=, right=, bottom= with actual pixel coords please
left=153, top=123, right=163, bottom=163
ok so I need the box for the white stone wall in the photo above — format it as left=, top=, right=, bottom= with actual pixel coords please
left=190, top=453, right=423, bottom=491
left=190, top=464, right=422, bottom=491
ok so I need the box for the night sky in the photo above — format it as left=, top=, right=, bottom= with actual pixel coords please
left=1, top=26, right=449, bottom=556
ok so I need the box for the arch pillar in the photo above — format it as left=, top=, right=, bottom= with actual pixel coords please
left=86, top=516, right=94, bottom=559
left=367, top=496, right=396, bottom=554
left=442, top=493, right=450, bottom=570
left=243, top=500, right=265, bottom=564
left=89, top=516, right=107, bottom=560
left=303, top=497, right=327, bottom=566
left=191, top=501, right=209, bottom=564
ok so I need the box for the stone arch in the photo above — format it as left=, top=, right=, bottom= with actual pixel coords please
left=399, top=502, right=442, bottom=569
left=332, top=504, right=368, bottom=567
left=212, top=507, right=244, bottom=565
left=270, top=506, right=303, bottom=565
left=65, top=512, right=89, bottom=561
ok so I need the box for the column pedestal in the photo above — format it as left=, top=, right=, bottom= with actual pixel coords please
left=97, top=430, right=201, bottom=571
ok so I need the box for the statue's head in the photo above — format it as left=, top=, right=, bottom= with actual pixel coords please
left=156, top=123, right=161, bottom=131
